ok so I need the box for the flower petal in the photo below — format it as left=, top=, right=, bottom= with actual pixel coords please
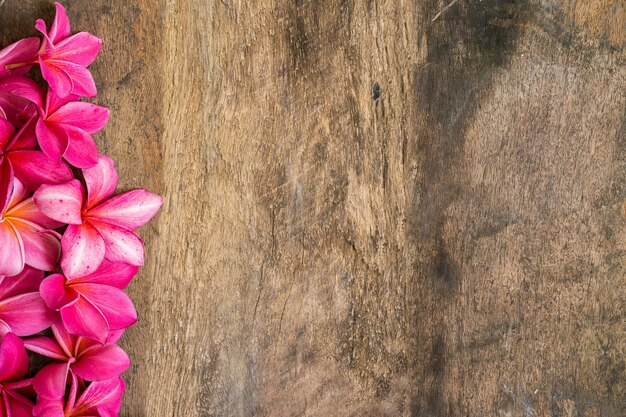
left=0, top=293, right=56, bottom=336
left=0, top=221, right=24, bottom=277
left=83, top=154, right=118, bottom=209
left=5, top=196, right=64, bottom=229
left=0, top=333, right=28, bottom=382
left=32, top=398, right=65, bottom=417
left=0, top=76, right=44, bottom=109
left=59, top=295, right=108, bottom=342
left=0, top=266, right=43, bottom=299
left=34, top=179, right=84, bottom=225
left=41, top=60, right=96, bottom=98
left=7, top=150, right=74, bottom=191
left=4, top=391, right=35, bottom=417
left=61, top=223, right=106, bottom=279
left=62, top=126, right=99, bottom=168
left=40, top=274, right=78, bottom=311
left=35, top=118, right=69, bottom=161
left=88, top=189, right=162, bottom=230
left=74, top=283, right=137, bottom=330
left=72, top=260, right=138, bottom=289
left=0, top=117, right=14, bottom=148
left=48, top=101, right=109, bottom=133
left=48, top=3, right=71, bottom=44
left=0, top=158, right=14, bottom=216
left=9, top=219, right=60, bottom=271
left=0, top=38, right=40, bottom=78
left=89, top=221, right=144, bottom=266
left=32, top=362, right=69, bottom=400
left=49, top=32, right=102, bottom=67
left=23, top=336, right=67, bottom=361
left=72, top=377, right=125, bottom=415
left=72, top=344, right=130, bottom=381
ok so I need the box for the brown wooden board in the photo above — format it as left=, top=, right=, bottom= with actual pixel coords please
left=1, top=0, right=624, bottom=416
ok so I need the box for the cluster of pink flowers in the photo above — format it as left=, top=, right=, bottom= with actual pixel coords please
left=0, top=4, right=161, bottom=416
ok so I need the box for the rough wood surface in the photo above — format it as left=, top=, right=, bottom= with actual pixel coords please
left=1, top=1, right=625, bottom=416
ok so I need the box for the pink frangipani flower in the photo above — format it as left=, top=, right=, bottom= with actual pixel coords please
left=26, top=323, right=129, bottom=401
left=33, top=377, right=125, bottom=417
left=40, top=260, right=139, bottom=342
left=35, top=90, right=109, bottom=168
left=35, top=3, right=102, bottom=98
left=0, top=333, right=35, bottom=417
left=0, top=267, right=56, bottom=337
left=34, top=154, right=162, bottom=278
left=0, top=174, right=62, bottom=276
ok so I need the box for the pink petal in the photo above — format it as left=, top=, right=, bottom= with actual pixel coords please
left=0, top=221, right=24, bottom=277
left=88, top=189, right=162, bottom=230
left=74, top=283, right=137, bottom=330
left=38, top=57, right=74, bottom=99
left=9, top=219, right=60, bottom=271
left=0, top=266, right=43, bottom=299
left=32, top=362, right=69, bottom=399
left=0, top=76, right=44, bottom=109
left=48, top=3, right=71, bottom=44
left=41, top=60, right=97, bottom=98
left=23, top=336, right=67, bottom=361
left=72, top=260, right=138, bottom=289
left=36, top=118, right=69, bottom=161
left=0, top=333, right=28, bottom=382
left=0, top=117, right=14, bottom=148
left=5, top=196, right=64, bottom=229
left=5, top=177, right=28, bottom=211
left=49, top=33, right=102, bottom=67
left=83, top=154, right=118, bottom=209
left=60, top=295, right=108, bottom=342
left=40, top=274, right=78, bottom=311
left=0, top=38, right=40, bottom=78
left=61, top=223, right=106, bottom=279
left=106, top=329, right=125, bottom=345
left=51, top=323, right=76, bottom=358
left=0, top=293, right=56, bottom=336
left=34, top=179, right=84, bottom=225
left=72, top=344, right=130, bottom=381
left=4, top=391, right=35, bottom=417
left=5, top=114, right=37, bottom=151
left=7, top=150, right=74, bottom=191
left=48, top=102, right=109, bottom=133
left=32, top=398, right=65, bottom=417
left=72, top=377, right=125, bottom=415
left=44, top=89, right=79, bottom=116
left=63, top=126, right=99, bottom=168
left=0, top=157, right=14, bottom=214
left=89, top=221, right=144, bottom=266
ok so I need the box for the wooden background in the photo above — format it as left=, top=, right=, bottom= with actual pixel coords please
left=1, top=0, right=625, bottom=416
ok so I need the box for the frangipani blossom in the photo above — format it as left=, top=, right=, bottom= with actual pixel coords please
left=33, top=377, right=125, bottom=417
left=35, top=3, right=102, bottom=98
left=0, top=174, right=62, bottom=276
left=0, top=333, right=35, bottom=417
left=0, top=37, right=40, bottom=79
left=0, top=267, right=56, bottom=337
left=35, top=90, right=109, bottom=168
left=40, top=260, right=139, bottom=342
left=34, top=154, right=162, bottom=278
left=26, top=323, right=129, bottom=401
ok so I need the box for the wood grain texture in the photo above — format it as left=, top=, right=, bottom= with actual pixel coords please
left=1, top=0, right=625, bottom=416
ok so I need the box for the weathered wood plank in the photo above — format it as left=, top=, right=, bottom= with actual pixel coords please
left=1, top=0, right=624, bottom=416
